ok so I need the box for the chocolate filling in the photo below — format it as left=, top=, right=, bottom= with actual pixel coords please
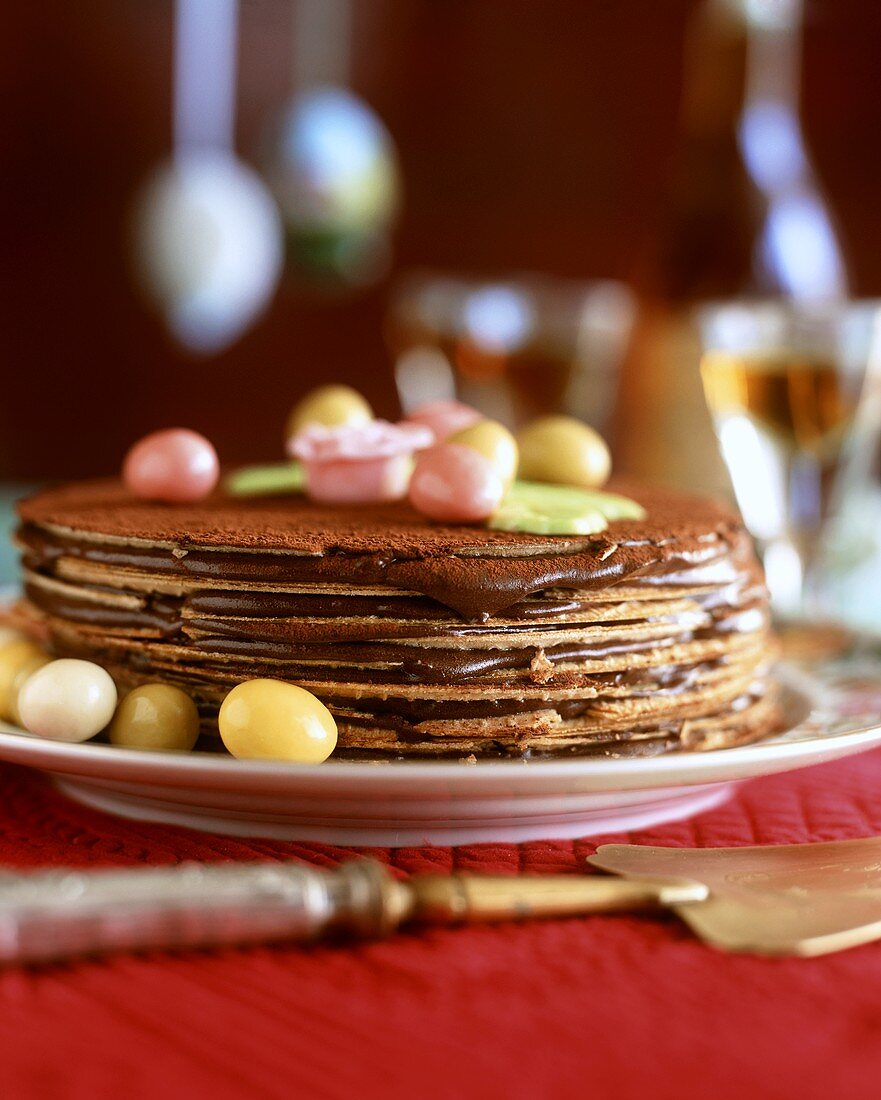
left=18, top=518, right=756, bottom=620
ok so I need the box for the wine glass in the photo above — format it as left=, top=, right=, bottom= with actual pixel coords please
left=386, top=272, right=635, bottom=437
left=697, top=299, right=881, bottom=618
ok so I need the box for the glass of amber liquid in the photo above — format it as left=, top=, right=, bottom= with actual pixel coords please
left=698, top=301, right=881, bottom=617
left=386, top=272, right=635, bottom=437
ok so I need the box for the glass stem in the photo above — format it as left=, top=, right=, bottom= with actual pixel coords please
left=763, top=452, right=828, bottom=619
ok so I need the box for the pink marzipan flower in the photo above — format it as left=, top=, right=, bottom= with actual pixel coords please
left=287, top=420, right=433, bottom=504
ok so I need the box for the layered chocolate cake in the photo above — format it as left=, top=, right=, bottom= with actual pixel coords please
left=14, top=477, right=781, bottom=758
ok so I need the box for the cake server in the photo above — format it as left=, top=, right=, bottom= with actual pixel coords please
left=2, top=836, right=881, bottom=964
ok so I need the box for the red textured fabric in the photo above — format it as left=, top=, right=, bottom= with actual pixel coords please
left=2, top=754, right=881, bottom=1100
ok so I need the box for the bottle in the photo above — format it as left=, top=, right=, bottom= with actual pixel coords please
left=616, top=0, right=849, bottom=495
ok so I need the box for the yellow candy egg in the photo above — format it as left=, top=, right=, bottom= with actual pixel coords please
left=0, top=627, right=25, bottom=649
left=0, top=639, right=50, bottom=724
left=8, top=652, right=52, bottom=727
left=516, top=415, right=611, bottom=489
left=448, top=420, right=519, bottom=487
left=218, top=680, right=337, bottom=763
left=286, top=385, right=373, bottom=438
left=109, top=684, right=200, bottom=752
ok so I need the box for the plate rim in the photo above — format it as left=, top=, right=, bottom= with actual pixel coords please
left=0, top=664, right=878, bottom=788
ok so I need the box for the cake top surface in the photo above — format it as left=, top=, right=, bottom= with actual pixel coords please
left=19, top=477, right=739, bottom=556
left=18, top=478, right=751, bottom=617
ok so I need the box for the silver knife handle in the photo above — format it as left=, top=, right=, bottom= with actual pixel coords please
left=0, top=859, right=409, bottom=965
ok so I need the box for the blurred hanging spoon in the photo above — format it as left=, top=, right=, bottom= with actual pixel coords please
left=133, top=0, right=283, bottom=353
left=260, top=0, right=400, bottom=286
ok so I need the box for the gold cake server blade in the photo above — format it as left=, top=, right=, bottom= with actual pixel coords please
left=587, top=836, right=881, bottom=956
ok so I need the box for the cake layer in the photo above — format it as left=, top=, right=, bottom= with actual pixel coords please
left=16, top=479, right=781, bottom=758
left=18, top=478, right=753, bottom=618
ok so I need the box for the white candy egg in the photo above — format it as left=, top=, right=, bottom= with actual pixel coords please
left=18, top=659, right=118, bottom=743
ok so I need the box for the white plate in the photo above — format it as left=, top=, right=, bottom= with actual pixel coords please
left=1, top=628, right=880, bottom=845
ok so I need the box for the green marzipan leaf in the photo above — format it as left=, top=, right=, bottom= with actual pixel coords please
left=487, top=480, right=645, bottom=535
left=224, top=462, right=306, bottom=497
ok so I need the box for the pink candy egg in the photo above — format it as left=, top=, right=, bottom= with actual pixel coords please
left=123, top=429, right=220, bottom=502
left=409, top=443, right=504, bottom=523
left=404, top=400, right=483, bottom=442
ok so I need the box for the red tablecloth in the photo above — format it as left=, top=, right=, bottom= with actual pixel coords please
left=2, top=751, right=881, bottom=1100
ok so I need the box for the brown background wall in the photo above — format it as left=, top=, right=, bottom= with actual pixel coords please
left=3, top=0, right=881, bottom=480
